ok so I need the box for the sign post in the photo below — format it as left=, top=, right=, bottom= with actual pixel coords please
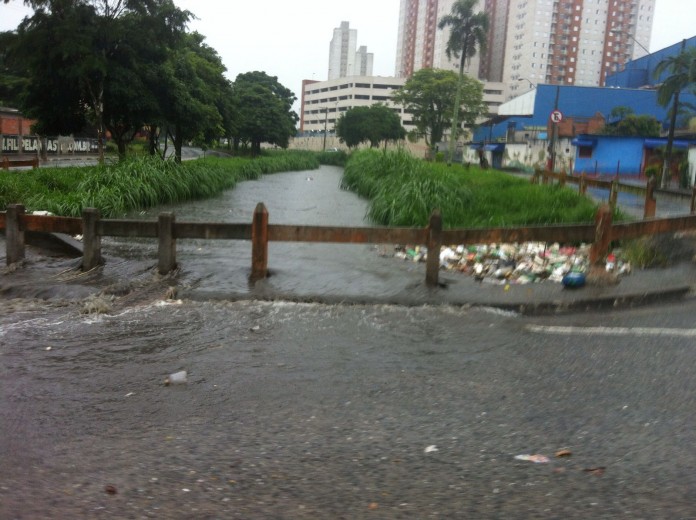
left=548, top=86, right=562, bottom=172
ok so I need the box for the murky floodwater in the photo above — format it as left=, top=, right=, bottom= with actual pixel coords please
left=102, top=165, right=425, bottom=298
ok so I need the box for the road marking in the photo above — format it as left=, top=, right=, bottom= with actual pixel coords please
left=526, top=325, right=696, bottom=338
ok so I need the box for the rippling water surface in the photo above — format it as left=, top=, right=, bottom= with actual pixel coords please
left=103, top=165, right=424, bottom=297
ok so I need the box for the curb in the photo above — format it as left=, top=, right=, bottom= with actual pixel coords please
left=180, top=285, right=693, bottom=316
left=488, top=286, right=692, bottom=315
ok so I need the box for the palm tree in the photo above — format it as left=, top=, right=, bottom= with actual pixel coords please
left=653, top=42, right=696, bottom=188
left=438, top=0, right=489, bottom=166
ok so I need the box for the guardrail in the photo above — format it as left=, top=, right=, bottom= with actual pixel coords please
left=532, top=169, right=696, bottom=218
left=4, top=203, right=696, bottom=287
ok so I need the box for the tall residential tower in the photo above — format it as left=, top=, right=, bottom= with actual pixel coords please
left=328, top=21, right=374, bottom=80
left=395, top=0, right=655, bottom=99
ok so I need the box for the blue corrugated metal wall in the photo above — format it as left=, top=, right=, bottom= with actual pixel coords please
left=572, top=135, right=645, bottom=176
left=606, top=36, right=696, bottom=88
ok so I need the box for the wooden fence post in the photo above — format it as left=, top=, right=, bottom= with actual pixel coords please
left=559, top=169, right=566, bottom=187
left=6, top=204, right=25, bottom=265
left=609, top=179, right=619, bottom=209
left=82, top=207, right=102, bottom=271
left=589, top=204, right=613, bottom=266
left=579, top=173, right=587, bottom=195
left=425, top=209, right=443, bottom=287
left=644, top=178, right=657, bottom=218
left=691, top=186, right=696, bottom=214
left=542, top=170, right=550, bottom=185
left=531, top=169, right=541, bottom=184
left=250, top=202, right=269, bottom=282
left=158, top=212, right=177, bottom=274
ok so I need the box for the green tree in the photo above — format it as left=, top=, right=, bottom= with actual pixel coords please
left=438, top=0, right=488, bottom=165
left=653, top=44, right=696, bottom=187
left=156, top=32, right=227, bottom=162
left=609, top=106, right=635, bottom=121
left=12, top=0, right=194, bottom=162
left=0, top=31, right=27, bottom=107
left=110, top=0, right=191, bottom=159
left=335, top=104, right=405, bottom=149
left=393, top=68, right=485, bottom=152
left=14, top=3, right=97, bottom=137
left=231, top=71, right=298, bottom=157
left=335, top=106, right=369, bottom=148
left=600, top=114, right=661, bottom=137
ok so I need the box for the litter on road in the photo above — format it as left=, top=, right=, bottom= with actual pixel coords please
left=388, top=242, right=631, bottom=285
left=514, top=454, right=551, bottom=464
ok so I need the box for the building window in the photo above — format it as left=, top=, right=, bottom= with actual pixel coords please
left=578, top=146, right=593, bottom=158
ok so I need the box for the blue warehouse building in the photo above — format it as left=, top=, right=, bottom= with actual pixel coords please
left=469, top=37, right=696, bottom=179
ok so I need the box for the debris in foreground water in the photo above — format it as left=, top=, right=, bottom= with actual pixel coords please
left=514, top=454, right=551, bottom=464
left=164, top=370, right=188, bottom=386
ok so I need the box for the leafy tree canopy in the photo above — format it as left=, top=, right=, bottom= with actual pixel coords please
left=3, top=0, right=299, bottom=162
left=599, top=114, right=661, bottom=137
left=231, top=71, right=298, bottom=156
left=437, top=0, right=489, bottom=162
left=335, top=104, right=405, bottom=149
left=438, top=0, right=489, bottom=68
left=609, top=106, right=635, bottom=121
left=653, top=44, right=696, bottom=187
left=393, top=68, right=485, bottom=149
left=0, top=31, right=28, bottom=107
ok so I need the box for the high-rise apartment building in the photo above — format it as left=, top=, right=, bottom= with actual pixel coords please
left=354, top=46, right=375, bottom=76
left=329, top=22, right=357, bottom=80
left=396, top=0, right=655, bottom=100
left=328, top=22, right=374, bottom=80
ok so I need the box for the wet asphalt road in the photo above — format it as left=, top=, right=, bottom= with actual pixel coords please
left=2, top=295, right=696, bottom=519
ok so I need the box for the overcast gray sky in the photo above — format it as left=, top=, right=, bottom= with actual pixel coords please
left=1, top=0, right=693, bottom=106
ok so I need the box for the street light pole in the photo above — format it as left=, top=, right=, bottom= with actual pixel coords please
left=608, top=29, right=652, bottom=87
left=517, top=77, right=535, bottom=90
left=609, top=28, right=650, bottom=55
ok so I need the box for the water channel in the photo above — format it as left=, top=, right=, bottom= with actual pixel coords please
left=104, top=165, right=428, bottom=300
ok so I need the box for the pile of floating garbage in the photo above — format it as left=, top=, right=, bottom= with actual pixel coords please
left=389, top=242, right=631, bottom=284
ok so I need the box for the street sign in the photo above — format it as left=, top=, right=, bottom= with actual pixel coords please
left=550, top=109, right=563, bottom=123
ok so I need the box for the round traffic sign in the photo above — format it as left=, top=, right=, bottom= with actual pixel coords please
left=550, top=109, right=563, bottom=123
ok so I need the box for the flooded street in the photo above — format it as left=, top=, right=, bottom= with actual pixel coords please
left=2, top=165, right=696, bottom=518
left=3, top=297, right=696, bottom=518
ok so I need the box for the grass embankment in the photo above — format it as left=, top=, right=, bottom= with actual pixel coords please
left=341, top=149, right=619, bottom=228
left=0, top=152, right=320, bottom=218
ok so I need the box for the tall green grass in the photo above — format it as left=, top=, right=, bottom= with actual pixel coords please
left=342, top=149, right=472, bottom=227
left=0, top=152, right=321, bottom=218
left=342, top=149, right=615, bottom=228
left=316, top=149, right=349, bottom=167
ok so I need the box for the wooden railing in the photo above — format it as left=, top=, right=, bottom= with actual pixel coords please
left=4, top=203, right=696, bottom=287
left=1, top=157, right=39, bottom=170
left=532, top=169, right=696, bottom=218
